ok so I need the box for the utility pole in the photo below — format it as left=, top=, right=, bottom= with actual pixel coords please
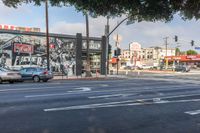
left=45, top=0, right=50, bottom=70
left=105, top=16, right=110, bottom=76
left=164, top=37, right=169, bottom=69
left=85, top=13, right=92, bottom=77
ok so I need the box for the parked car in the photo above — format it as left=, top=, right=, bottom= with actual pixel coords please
left=19, top=67, right=53, bottom=82
left=0, top=67, right=22, bottom=84
left=141, top=65, right=153, bottom=70
left=175, top=65, right=190, bottom=72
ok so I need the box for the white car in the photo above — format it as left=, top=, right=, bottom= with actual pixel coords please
left=0, top=67, right=22, bottom=83
left=141, top=65, right=153, bottom=69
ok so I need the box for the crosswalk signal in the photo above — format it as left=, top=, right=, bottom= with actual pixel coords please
left=175, top=35, right=178, bottom=42
left=191, top=40, right=194, bottom=46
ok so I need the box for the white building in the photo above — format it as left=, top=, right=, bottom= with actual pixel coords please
left=120, top=44, right=175, bottom=67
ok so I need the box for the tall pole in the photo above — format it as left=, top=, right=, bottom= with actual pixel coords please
left=45, top=0, right=50, bottom=70
left=85, top=13, right=91, bottom=77
left=105, top=16, right=110, bottom=76
left=164, top=37, right=169, bottom=69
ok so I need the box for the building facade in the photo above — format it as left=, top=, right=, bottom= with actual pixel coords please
left=120, top=44, right=176, bottom=67
left=0, top=29, right=107, bottom=76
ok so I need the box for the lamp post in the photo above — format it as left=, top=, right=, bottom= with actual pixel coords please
left=45, top=0, right=50, bottom=70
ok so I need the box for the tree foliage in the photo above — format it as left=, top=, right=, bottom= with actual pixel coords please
left=175, top=48, right=181, bottom=55
left=186, top=50, right=198, bottom=55
left=2, top=0, right=200, bottom=22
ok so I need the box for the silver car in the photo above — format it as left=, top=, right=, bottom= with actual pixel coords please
left=20, top=67, right=53, bottom=82
left=0, top=67, right=22, bottom=83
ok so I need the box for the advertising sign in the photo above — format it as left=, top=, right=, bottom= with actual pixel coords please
left=14, top=43, right=34, bottom=54
left=129, top=42, right=141, bottom=51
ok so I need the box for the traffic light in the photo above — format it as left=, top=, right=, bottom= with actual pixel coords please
left=117, top=48, right=121, bottom=56
left=108, top=44, right=112, bottom=54
left=114, top=48, right=121, bottom=56
left=191, top=40, right=194, bottom=46
left=175, top=35, right=178, bottom=42
left=114, top=49, right=117, bottom=56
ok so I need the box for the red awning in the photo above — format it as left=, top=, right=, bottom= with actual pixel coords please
left=165, top=55, right=200, bottom=62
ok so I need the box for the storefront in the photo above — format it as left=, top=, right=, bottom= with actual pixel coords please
left=165, top=55, right=200, bottom=66
left=0, top=29, right=107, bottom=76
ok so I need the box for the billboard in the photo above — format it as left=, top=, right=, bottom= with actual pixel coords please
left=14, top=43, right=34, bottom=54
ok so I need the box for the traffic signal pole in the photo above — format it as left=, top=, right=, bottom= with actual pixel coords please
left=164, top=37, right=169, bottom=69
left=105, top=16, right=130, bottom=76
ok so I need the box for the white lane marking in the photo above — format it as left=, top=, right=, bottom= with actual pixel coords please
left=68, top=87, right=91, bottom=93
left=88, top=94, right=131, bottom=99
left=100, top=84, right=109, bottom=87
left=44, top=98, right=200, bottom=112
left=25, top=87, right=200, bottom=99
left=44, top=100, right=134, bottom=112
left=185, top=110, right=200, bottom=115
left=0, top=86, right=57, bottom=92
left=25, top=92, right=70, bottom=98
left=0, top=84, right=103, bottom=93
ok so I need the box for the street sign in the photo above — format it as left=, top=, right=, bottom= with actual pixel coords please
left=195, top=47, right=200, bottom=50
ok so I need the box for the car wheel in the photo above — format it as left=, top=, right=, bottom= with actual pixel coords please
left=43, top=79, right=48, bottom=82
left=33, top=76, right=40, bottom=82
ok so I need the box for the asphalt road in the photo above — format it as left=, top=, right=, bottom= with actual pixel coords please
left=1, top=75, right=200, bottom=133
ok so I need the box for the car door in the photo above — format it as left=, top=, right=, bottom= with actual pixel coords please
left=20, top=68, right=28, bottom=80
left=21, top=68, right=34, bottom=80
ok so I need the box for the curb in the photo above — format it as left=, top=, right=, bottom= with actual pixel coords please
left=52, top=77, right=126, bottom=81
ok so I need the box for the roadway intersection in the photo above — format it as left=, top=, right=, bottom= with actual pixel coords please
left=1, top=75, right=200, bottom=133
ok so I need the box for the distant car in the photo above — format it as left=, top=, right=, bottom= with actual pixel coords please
left=141, top=65, right=153, bottom=70
left=175, top=65, right=190, bottom=72
left=0, top=67, right=22, bottom=84
left=124, top=66, right=132, bottom=70
left=124, top=66, right=142, bottom=70
left=20, top=67, right=53, bottom=82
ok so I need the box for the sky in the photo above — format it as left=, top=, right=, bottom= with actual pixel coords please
left=0, top=1, right=200, bottom=51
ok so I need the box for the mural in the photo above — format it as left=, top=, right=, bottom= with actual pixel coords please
left=0, top=33, right=76, bottom=76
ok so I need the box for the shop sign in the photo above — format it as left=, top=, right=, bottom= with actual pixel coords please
left=187, top=55, right=197, bottom=59
left=82, top=41, right=101, bottom=50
